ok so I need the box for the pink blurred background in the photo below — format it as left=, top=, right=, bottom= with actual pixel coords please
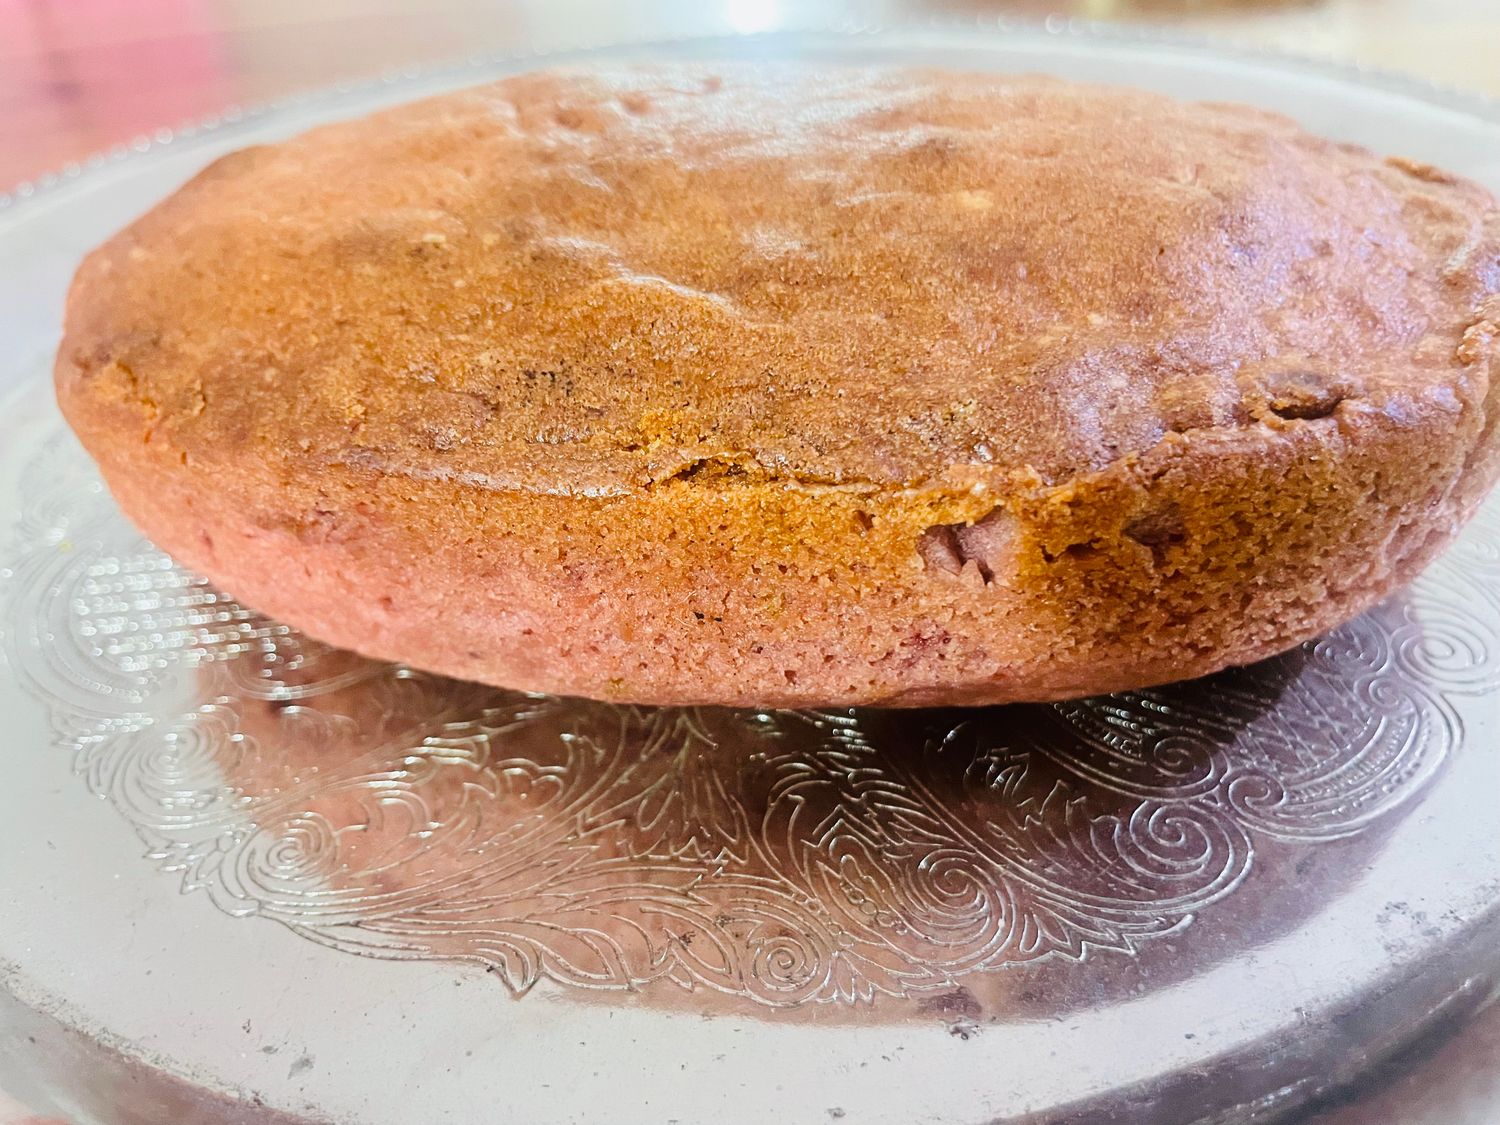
left=3, top=0, right=1498, bottom=192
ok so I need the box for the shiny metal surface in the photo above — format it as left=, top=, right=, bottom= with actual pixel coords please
left=2, top=24, right=1500, bottom=1125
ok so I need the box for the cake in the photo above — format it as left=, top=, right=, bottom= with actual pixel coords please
left=54, top=65, right=1500, bottom=707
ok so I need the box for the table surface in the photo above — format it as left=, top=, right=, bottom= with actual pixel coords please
left=3, top=2, right=1500, bottom=1123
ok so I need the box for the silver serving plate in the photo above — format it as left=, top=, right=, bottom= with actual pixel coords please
left=3, top=23, right=1500, bottom=1125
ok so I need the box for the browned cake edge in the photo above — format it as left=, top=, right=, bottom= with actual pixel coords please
left=60, top=328, right=1500, bottom=707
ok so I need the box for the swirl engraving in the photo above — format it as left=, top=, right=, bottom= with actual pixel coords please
left=3, top=430, right=1496, bottom=1008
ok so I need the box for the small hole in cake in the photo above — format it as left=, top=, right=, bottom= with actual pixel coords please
left=917, top=508, right=1015, bottom=584
left=854, top=510, right=875, bottom=534
left=917, top=524, right=964, bottom=575
left=1124, top=506, right=1186, bottom=566
left=1269, top=390, right=1344, bottom=421
left=377, top=595, right=396, bottom=612
left=1042, top=541, right=1102, bottom=564
left=663, top=458, right=749, bottom=485
left=1261, top=368, right=1349, bottom=421
left=783, top=669, right=799, bottom=685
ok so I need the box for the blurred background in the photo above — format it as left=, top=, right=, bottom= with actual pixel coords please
left=2, top=0, right=1498, bottom=193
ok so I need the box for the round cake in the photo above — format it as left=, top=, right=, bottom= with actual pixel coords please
left=55, top=65, right=1500, bottom=707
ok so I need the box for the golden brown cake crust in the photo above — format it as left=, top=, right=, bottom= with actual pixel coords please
left=56, top=65, right=1500, bottom=707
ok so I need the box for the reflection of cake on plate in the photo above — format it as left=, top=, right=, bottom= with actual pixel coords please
left=193, top=594, right=1435, bottom=1012
left=55, top=65, right=1500, bottom=707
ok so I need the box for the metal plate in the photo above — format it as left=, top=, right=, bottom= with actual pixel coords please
left=3, top=24, right=1500, bottom=1125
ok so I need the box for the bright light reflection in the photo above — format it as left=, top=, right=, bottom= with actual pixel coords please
left=724, top=0, right=781, bottom=35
